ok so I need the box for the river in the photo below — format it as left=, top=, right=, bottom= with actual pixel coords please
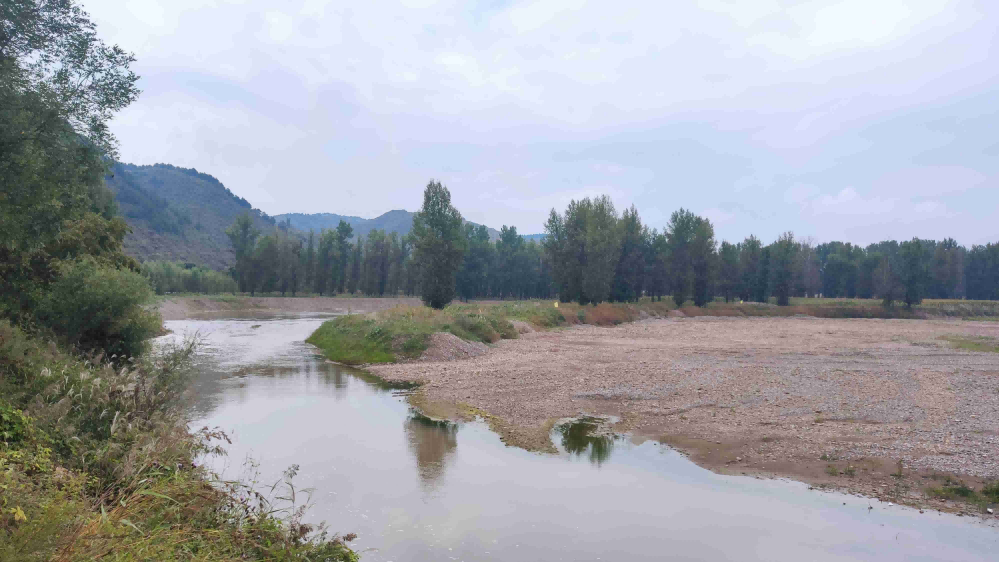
left=160, top=314, right=997, bottom=561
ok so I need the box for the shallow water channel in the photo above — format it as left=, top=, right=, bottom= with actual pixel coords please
left=162, top=315, right=998, bottom=561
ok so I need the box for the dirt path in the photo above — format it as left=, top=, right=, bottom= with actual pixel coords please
left=368, top=316, right=999, bottom=511
left=156, top=295, right=421, bottom=320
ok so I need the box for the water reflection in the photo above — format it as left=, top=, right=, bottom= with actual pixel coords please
left=404, top=412, right=458, bottom=493
left=170, top=316, right=999, bottom=562
left=556, top=417, right=616, bottom=466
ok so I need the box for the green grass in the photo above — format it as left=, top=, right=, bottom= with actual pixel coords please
left=925, top=477, right=999, bottom=511
left=306, top=304, right=526, bottom=365
left=939, top=335, right=999, bottom=353
left=306, top=296, right=999, bottom=366
left=0, top=320, right=357, bottom=561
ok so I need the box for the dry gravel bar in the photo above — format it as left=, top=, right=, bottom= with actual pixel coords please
left=369, top=316, right=999, bottom=508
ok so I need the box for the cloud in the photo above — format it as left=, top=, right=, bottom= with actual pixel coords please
left=811, top=188, right=896, bottom=215
left=82, top=0, right=999, bottom=246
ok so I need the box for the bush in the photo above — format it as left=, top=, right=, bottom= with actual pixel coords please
left=37, top=258, right=161, bottom=359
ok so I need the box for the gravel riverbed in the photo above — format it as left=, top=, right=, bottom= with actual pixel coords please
left=369, top=316, right=999, bottom=509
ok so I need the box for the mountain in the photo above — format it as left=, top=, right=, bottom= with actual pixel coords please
left=275, top=210, right=503, bottom=241
left=106, top=163, right=278, bottom=269
left=106, top=161, right=542, bottom=269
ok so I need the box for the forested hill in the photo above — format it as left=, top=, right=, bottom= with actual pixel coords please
left=275, top=210, right=508, bottom=241
left=106, top=163, right=278, bottom=269
left=106, top=161, right=543, bottom=269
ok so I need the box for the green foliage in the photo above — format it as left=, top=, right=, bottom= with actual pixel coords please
left=771, top=232, right=797, bottom=307
left=36, top=258, right=160, bottom=359
left=0, top=402, right=31, bottom=446
left=412, top=180, right=466, bottom=309
left=143, top=261, right=237, bottom=294
left=544, top=196, right=622, bottom=305
left=106, top=163, right=277, bottom=270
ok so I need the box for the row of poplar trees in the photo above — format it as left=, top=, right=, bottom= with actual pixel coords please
left=223, top=183, right=999, bottom=309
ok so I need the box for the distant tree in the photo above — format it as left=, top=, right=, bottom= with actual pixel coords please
left=770, top=232, right=796, bottom=306
left=690, top=217, right=717, bottom=307
left=347, top=238, right=363, bottom=294
left=457, top=224, right=494, bottom=300
left=543, top=208, right=571, bottom=301
left=646, top=229, right=669, bottom=302
left=315, top=229, right=335, bottom=296
left=965, top=243, right=999, bottom=300
left=496, top=225, right=526, bottom=298
left=334, top=220, right=354, bottom=293
left=411, top=180, right=466, bottom=308
left=304, top=230, right=316, bottom=291
left=739, top=235, right=764, bottom=302
left=899, top=238, right=930, bottom=308
left=254, top=233, right=280, bottom=294
left=665, top=209, right=699, bottom=307
left=718, top=241, right=740, bottom=303
left=226, top=213, right=259, bottom=293
left=581, top=196, right=622, bottom=304
left=874, top=253, right=902, bottom=308
left=795, top=239, right=822, bottom=298
left=611, top=206, right=647, bottom=302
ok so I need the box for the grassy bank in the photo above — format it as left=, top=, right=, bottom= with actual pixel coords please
left=0, top=321, right=356, bottom=561
left=306, top=297, right=999, bottom=366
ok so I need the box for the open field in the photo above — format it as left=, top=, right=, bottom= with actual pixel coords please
left=364, top=315, right=999, bottom=512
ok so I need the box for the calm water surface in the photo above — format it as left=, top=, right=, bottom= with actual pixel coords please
left=160, top=315, right=998, bottom=562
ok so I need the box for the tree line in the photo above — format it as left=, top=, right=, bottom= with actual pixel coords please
left=221, top=184, right=999, bottom=309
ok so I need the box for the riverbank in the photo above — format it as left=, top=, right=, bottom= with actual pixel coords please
left=0, top=320, right=357, bottom=561
left=155, top=295, right=422, bottom=320
left=358, top=315, right=999, bottom=515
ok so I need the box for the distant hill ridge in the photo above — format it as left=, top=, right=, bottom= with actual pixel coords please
left=275, top=210, right=516, bottom=242
left=105, top=161, right=544, bottom=269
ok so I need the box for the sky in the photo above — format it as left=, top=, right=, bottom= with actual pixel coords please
left=86, top=0, right=998, bottom=245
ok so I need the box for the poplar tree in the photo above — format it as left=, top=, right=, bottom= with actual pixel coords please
left=411, top=180, right=466, bottom=309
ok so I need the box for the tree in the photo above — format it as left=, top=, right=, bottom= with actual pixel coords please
left=347, top=237, right=362, bottom=294
left=411, top=181, right=466, bottom=308
left=665, top=209, right=699, bottom=307
left=1, top=0, right=142, bottom=335
left=899, top=238, right=930, bottom=308
left=718, top=241, right=740, bottom=303
left=581, top=196, right=621, bottom=304
left=874, top=253, right=902, bottom=308
left=226, top=213, right=259, bottom=293
left=740, top=235, right=764, bottom=302
left=334, top=220, right=354, bottom=293
left=771, top=232, right=797, bottom=306
left=611, top=206, right=647, bottom=302
left=457, top=224, right=494, bottom=301
left=496, top=225, right=526, bottom=298
left=303, top=230, right=316, bottom=291
left=689, top=217, right=717, bottom=307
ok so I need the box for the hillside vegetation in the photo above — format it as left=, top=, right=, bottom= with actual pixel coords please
left=106, top=163, right=278, bottom=269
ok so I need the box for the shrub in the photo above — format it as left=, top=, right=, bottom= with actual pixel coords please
left=36, top=258, right=161, bottom=359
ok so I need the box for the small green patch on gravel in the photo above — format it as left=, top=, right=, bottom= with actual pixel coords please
left=939, top=335, right=999, bottom=353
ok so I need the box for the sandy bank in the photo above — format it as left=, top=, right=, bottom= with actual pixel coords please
left=156, top=295, right=421, bottom=320
left=368, top=316, right=999, bottom=511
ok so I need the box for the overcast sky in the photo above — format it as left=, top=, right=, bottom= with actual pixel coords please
left=87, top=0, right=998, bottom=245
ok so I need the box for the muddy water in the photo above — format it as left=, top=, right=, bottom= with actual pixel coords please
left=161, top=316, right=998, bottom=561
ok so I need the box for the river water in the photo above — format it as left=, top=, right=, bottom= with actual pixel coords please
left=161, top=315, right=998, bottom=561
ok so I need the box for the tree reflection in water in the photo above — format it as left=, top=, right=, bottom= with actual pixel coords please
left=404, top=411, right=458, bottom=493
left=557, top=417, right=615, bottom=466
